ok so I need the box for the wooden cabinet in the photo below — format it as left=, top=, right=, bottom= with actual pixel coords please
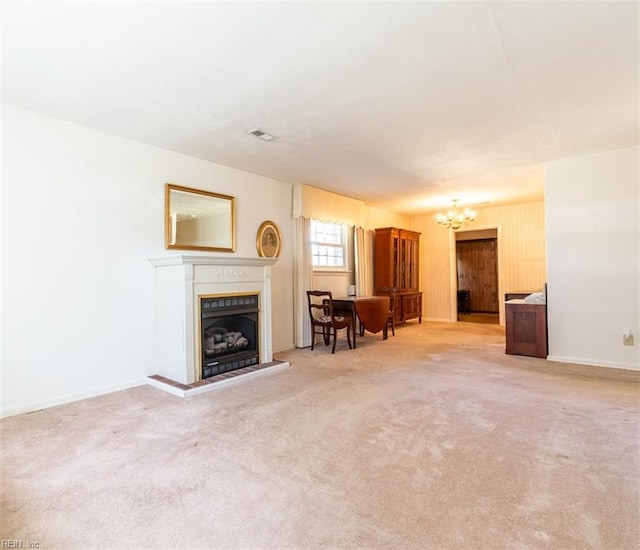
left=374, top=227, right=422, bottom=324
left=505, top=300, right=548, bottom=358
left=400, top=292, right=422, bottom=324
left=504, top=292, right=532, bottom=301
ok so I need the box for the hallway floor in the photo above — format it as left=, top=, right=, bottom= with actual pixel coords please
left=458, top=312, right=500, bottom=324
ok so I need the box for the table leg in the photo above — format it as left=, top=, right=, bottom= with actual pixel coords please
left=352, top=309, right=357, bottom=349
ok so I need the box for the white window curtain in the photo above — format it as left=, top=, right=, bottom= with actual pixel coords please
left=354, top=226, right=373, bottom=297
left=293, top=216, right=313, bottom=348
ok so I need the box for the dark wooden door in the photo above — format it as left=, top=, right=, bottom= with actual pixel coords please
left=456, top=239, right=498, bottom=312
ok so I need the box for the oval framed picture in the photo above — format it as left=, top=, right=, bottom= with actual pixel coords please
left=256, top=220, right=282, bottom=258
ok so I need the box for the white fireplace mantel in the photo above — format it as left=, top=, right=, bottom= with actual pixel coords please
left=149, top=254, right=278, bottom=268
left=149, top=254, right=278, bottom=384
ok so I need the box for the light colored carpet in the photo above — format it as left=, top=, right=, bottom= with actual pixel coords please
left=1, top=321, right=638, bottom=549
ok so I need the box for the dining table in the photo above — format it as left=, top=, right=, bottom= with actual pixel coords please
left=332, top=295, right=391, bottom=348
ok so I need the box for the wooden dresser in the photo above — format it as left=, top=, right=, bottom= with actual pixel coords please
left=505, top=299, right=548, bottom=358
left=374, top=227, right=422, bottom=324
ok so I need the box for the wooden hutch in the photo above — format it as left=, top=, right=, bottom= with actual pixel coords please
left=374, top=227, right=422, bottom=324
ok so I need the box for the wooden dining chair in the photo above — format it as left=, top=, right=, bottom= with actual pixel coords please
left=306, top=290, right=353, bottom=353
left=376, top=286, right=398, bottom=336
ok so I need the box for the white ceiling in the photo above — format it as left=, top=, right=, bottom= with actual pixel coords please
left=2, top=2, right=638, bottom=215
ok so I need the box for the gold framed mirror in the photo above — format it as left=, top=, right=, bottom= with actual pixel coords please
left=165, top=183, right=235, bottom=252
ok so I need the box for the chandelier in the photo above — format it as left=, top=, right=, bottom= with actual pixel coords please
left=435, top=199, right=476, bottom=230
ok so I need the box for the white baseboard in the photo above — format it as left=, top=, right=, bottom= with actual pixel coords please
left=1, top=378, right=148, bottom=419
left=425, top=317, right=455, bottom=323
left=273, top=345, right=295, bottom=354
left=547, top=355, right=640, bottom=371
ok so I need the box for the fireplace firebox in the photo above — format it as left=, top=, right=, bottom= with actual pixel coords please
left=200, top=294, right=259, bottom=379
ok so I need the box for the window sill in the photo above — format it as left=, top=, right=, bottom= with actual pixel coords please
left=313, top=269, right=352, bottom=275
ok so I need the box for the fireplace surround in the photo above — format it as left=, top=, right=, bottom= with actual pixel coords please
left=149, top=254, right=277, bottom=385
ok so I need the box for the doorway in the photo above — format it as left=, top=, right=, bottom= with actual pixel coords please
left=455, top=229, right=499, bottom=324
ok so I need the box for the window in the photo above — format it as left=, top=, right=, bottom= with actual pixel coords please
left=311, top=220, right=347, bottom=269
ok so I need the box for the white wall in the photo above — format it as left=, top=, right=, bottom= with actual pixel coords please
left=1, top=105, right=295, bottom=416
left=545, top=147, right=639, bottom=370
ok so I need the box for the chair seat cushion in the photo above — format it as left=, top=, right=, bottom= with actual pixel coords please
left=317, top=315, right=345, bottom=323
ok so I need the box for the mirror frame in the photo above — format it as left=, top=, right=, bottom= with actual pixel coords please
left=256, top=220, right=282, bottom=258
left=165, top=183, right=236, bottom=252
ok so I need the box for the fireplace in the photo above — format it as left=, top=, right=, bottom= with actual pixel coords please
left=149, top=254, right=277, bottom=385
left=200, top=294, right=259, bottom=378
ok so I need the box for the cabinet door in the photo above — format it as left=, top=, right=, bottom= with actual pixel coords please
left=398, top=232, right=420, bottom=292
left=406, top=236, right=419, bottom=291
left=392, top=233, right=400, bottom=288
left=393, top=304, right=403, bottom=324
left=505, top=303, right=547, bottom=358
left=401, top=293, right=421, bottom=321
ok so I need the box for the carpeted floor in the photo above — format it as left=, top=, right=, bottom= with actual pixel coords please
left=1, top=321, right=638, bottom=549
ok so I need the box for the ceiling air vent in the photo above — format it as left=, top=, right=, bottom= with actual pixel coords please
left=247, top=128, right=278, bottom=141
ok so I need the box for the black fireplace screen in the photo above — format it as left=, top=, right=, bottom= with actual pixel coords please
left=200, top=294, right=259, bottom=379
